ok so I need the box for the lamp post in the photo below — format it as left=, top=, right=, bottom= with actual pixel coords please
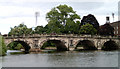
left=112, top=13, right=114, bottom=22
left=35, top=12, right=40, bottom=27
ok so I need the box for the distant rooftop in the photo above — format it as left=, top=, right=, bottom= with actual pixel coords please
left=110, top=21, right=120, bottom=24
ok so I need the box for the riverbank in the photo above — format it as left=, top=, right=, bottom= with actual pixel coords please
left=0, top=35, right=7, bottom=56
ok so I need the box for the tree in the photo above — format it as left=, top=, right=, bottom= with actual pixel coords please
left=46, top=4, right=81, bottom=34
left=14, top=43, right=24, bottom=50
left=34, top=26, right=45, bottom=34
left=8, top=23, right=33, bottom=36
left=7, top=42, right=24, bottom=50
left=0, top=35, right=7, bottom=56
left=41, top=41, right=56, bottom=49
left=63, top=20, right=80, bottom=34
left=81, top=14, right=99, bottom=33
left=46, top=23, right=63, bottom=34
left=99, top=23, right=114, bottom=36
left=80, top=23, right=97, bottom=35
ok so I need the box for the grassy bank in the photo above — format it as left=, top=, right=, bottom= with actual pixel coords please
left=0, top=35, right=7, bottom=56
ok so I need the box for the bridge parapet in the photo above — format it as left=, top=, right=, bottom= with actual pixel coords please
left=3, top=34, right=119, bottom=39
left=3, top=34, right=120, bottom=51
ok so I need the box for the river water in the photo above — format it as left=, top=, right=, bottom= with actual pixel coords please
left=1, top=50, right=119, bottom=67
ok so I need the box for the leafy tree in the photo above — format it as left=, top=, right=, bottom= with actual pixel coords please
left=0, top=35, right=7, bottom=56
left=14, top=43, right=24, bottom=50
left=62, top=20, right=80, bottom=34
left=99, top=23, right=114, bottom=36
left=43, top=24, right=50, bottom=34
left=81, top=14, right=99, bottom=33
left=46, top=4, right=81, bottom=34
left=80, top=23, right=97, bottom=35
left=46, top=22, right=63, bottom=34
left=41, top=41, right=56, bottom=49
left=7, top=42, right=16, bottom=50
left=34, top=26, right=45, bottom=34
left=7, top=42, right=24, bottom=50
left=8, top=23, right=33, bottom=36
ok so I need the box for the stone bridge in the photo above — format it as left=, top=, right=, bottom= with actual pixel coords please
left=3, top=34, right=120, bottom=51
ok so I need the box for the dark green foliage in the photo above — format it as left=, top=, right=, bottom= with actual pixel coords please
left=14, top=43, right=24, bottom=50
left=8, top=23, right=33, bottom=36
left=80, top=23, right=97, bottom=35
left=62, top=20, right=80, bottom=34
left=7, top=42, right=24, bottom=50
left=0, top=36, right=7, bottom=56
left=81, top=14, right=100, bottom=33
left=41, top=41, right=56, bottom=49
left=46, top=4, right=81, bottom=34
left=7, top=41, right=30, bottom=52
left=34, top=26, right=45, bottom=34
left=99, top=23, right=114, bottom=36
left=8, top=5, right=100, bottom=35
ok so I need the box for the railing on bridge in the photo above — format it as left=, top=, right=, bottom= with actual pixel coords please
left=3, top=34, right=119, bottom=39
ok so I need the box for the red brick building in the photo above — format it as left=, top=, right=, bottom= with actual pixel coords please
left=110, top=21, right=120, bottom=36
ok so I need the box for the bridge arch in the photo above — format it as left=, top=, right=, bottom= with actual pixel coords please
left=40, top=39, right=68, bottom=51
left=7, top=40, right=31, bottom=52
left=102, top=40, right=119, bottom=50
left=75, top=40, right=97, bottom=50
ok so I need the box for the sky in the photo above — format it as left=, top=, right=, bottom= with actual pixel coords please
left=0, top=0, right=120, bottom=34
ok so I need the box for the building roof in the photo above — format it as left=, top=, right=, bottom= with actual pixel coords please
left=110, top=21, right=120, bottom=24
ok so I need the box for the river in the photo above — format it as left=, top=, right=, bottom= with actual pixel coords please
left=1, top=50, right=119, bottom=67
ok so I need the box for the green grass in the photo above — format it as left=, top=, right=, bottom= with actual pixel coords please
left=0, top=35, right=2, bottom=56
left=0, top=35, right=7, bottom=56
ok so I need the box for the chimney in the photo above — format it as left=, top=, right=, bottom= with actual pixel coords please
left=106, top=16, right=110, bottom=23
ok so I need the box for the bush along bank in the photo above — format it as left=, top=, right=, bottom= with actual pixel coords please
left=0, top=35, right=7, bottom=56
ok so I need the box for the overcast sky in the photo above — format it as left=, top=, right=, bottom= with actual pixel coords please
left=0, top=0, right=120, bottom=34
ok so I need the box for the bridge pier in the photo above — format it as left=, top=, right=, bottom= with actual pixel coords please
left=94, top=40, right=102, bottom=50
left=68, top=47, right=75, bottom=51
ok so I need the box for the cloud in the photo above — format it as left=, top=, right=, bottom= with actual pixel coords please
left=0, top=0, right=119, bottom=34
left=67, top=2, right=104, bottom=11
left=0, top=0, right=119, bottom=3
left=0, top=16, right=48, bottom=34
left=0, top=0, right=118, bottom=17
left=0, top=6, right=43, bottom=18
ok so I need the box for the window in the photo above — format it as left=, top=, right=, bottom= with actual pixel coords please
left=117, top=27, right=118, bottom=30
left=114, top=31, right=116, bottom=34
left=117, top=31, right=118, bottom=34
left=114, top=27, right=116, bottom=30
